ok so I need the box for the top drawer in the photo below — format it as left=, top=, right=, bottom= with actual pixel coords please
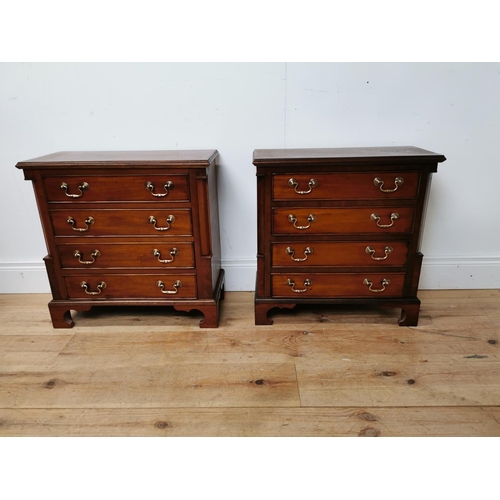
left=273, top=172, right=420, bottom=200
left=44, top=174, right=190, bottom=203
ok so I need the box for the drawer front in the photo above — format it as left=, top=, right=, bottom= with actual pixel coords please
left=273, top=207, right=414, bottom=235
left=51, top=209, right=193, bottom=237
left=58, top=243, right=195, bottom=269
left=272, top=273, right=405, bottom=298
left=272, top=241, right=409, bottom=267
left=273, top=172, right=419, bottom=200
left=65, top=274, right=197, bottom=299
left=45, top=175, right=190, bottom=202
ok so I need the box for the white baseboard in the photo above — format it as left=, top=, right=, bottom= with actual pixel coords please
left=220, top=259, right=257, bottom=291
left=0, top=262, right=50, bottom=293
left=419, top=256, right=500, bottom=290
left=1, top=256, right=499, bottom=293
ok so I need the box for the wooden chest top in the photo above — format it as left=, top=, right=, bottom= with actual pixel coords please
left=253, top=146, right=446, bottom=167
left=16, top=150, right=218, bottom=169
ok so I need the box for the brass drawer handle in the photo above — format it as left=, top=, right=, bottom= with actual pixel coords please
left=370, top=212, right=400, bottom=228
left=287, top=213, right=316, bottom=230
left=286, top=278, right=312, bottom=293
left=80, top=281, right=106, bottom=295
left=145, top=180, right=174, bottom=197
left=288, top=178, right=318, bottom=195
left=363, top=278, right=390, bottom=293
left=286, top=246, right=313, bottom=262
left=74, top=249, right=101, bottom=265
left=156, top=280, right=182, bottom=294
left=60, top=181, right=89, bottom=198
left=153, top=248, right=178, bottom=263
left=373, top=176, right=404, bottom=193
left=365, top=245, right=393, bottom=261
left=66, top=216, right=94, bottom=232
left=148, top=215, right=175, bottom=231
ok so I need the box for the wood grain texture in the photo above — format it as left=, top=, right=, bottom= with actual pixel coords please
left=255, top=146, right=445, bottom=327
left=58, top=242, right=195, bottom=269
left=1, top=290, right=499, bottom=436
left=50, top=209, right=193, bottom=237
left=0, top=407, right=498, bottom=437
left=0, top=363, right=298, bottom=408
left=271, top=272, right=405, bottom=298
left=17, top=150, right=218, bottom=168
left=253, top=146, right=446, bottom=165
left=17, top=150, right=223, bottom=329
left=273, top=172, right=420, bottom=200
left=273, top=207, right=415, bottom=235
left=64, top=274, right=197, bottom=299
left=272, top=241, right=409, bottom=267
left=45, top=174, right=190, bottom=203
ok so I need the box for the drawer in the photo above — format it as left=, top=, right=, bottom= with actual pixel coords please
left=50, top=209, right=193, bottom=237
left=272, top=241, right=409, bottom=267
left=273, top=172, right=419, bottom=200
left=44, top=174, right=190, bottom=202
left=65, top=274, right=197, bottom=299
left=273, top=207, right=414, bottom=235
left=271, top=273, right=405, bottom=298
left=58, top=243, right=195, bottom=269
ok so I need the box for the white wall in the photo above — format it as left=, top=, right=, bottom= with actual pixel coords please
left=1, top=62, right=499, bottom=292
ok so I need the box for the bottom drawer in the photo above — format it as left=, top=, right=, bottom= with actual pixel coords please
left=65, top=274, right=197, bottom=299
left=272, top=273, right=405, bottom=298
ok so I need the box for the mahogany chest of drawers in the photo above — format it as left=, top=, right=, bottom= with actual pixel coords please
left=253, top=146, right=446, bottom=326
left=17, top=150, right=224, bottom=328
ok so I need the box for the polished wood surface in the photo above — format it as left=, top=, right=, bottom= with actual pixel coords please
left=272, top=241, right=409, bottom=267
left=17, top=150, right=224, bottom=328
left=50, top=209, right=194, bottom=236
left=45, top=174, right=190, bottom=202
left=64, top=274, right=197, bottom=299
left=58, top=242, right=195, bottom=269
left=255, top=146, right=446, bottom=325
left=271, top=273, right=405, bottom=298
left=254, top=146, right=446, bottom=165
left=273, top=172, right=420, bottom=200
left=17, top=149, right=218, bottom=167
left=0, top=290, right=499, bottom=436
left=272, top=207, right=415, bottom=234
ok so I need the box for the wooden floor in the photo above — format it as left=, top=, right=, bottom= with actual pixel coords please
left=0, top=290, right=499, bottom=436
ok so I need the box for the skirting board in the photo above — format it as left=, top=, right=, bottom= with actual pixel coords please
left=0, top=257, right=499, bottom=293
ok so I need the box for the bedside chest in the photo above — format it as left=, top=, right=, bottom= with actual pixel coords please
left=17, top=150, right=224, bottom=328
left=253, top=146, right=446, bottom=326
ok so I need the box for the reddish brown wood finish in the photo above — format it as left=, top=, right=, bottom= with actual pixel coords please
left=44, top=174, right=190, bottom=203
left=272, top=241, right=409, bottom=267
left=50, top=209, right=193, bottom=237
left=48, top=302, right=90, bottom=328
left=254, top=146, right=446, bottom=326
left=254, top=302, right=297, bottom=325
left=172, top=271, right=225, bottom=328
left=273, top=172, right=420, bottom=200
left=253, top=146, right=445, bottom=165
left=398, top=302, right=421, bottom=326
left=17, top=150, right=224, bottom=328
left=272, top=207, right=415, bottom=235
left=64, top=274, right=197, bottom=299
left=18, top=149, right=219, bottom=167
left=58, top=242, right=195, bottom=269
left=271, top=273, right=405, bottom=298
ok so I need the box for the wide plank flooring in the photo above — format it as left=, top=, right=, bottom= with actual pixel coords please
left=0, top=290, right=499, bottom=436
